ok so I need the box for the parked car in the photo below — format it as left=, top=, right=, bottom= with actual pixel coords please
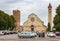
left=0, top=31, right=4, bottom=35
left=18, top=31, right=37, bottom=38
left=3, top=30, right=10, bottom=35
left=55, top=31, right=60, bottom=36
left=38, top=32, right=45, bottom=37
left=47, top=32, right=56, bottom=37
left=3, top=30, right=17, bottom=35
left=9, top=31, right=18, bottom=34
left=31, top=31, right=37, bottom=37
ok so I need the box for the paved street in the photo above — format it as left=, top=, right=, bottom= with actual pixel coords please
left=0, top=34, right=60, bottom=41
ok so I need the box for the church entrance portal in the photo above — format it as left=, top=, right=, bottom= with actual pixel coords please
left=31, top=25, right=34, bottom=31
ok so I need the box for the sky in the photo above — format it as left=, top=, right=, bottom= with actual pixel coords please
left=0, top=0, right=60, bottom=26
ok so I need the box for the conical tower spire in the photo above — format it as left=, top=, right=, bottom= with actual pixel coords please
left=48, top=3, right=52, bottom=8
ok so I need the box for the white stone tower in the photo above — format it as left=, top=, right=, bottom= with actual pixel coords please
left=48, top=3, right=52, bottom=31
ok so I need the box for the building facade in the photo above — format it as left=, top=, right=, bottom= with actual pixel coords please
left=23, top=13, right=46, bottom=32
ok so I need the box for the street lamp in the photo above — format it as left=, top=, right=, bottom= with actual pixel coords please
left=53, top=28, right=56, bottom=32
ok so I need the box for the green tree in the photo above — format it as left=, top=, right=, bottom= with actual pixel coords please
left=53, top=5, right=60, bottom=31
left=0, top=10, right=16, bottom=30
left=8, top=15, right=16, bottom=30
left=0, top=10, right=7, bottom=30
left=47, top=23, right=51, bottom=31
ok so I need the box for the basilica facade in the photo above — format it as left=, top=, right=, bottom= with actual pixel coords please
left=23, top=13, right=46, bottom=32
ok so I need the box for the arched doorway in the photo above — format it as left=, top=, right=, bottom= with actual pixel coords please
left=31, top=25, right=34, bottom=31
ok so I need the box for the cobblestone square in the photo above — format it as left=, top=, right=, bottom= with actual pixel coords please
left=0, top=34, right=60, bottom=41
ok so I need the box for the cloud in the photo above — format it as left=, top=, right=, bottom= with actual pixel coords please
left=0, top=0, right=60, bottom=26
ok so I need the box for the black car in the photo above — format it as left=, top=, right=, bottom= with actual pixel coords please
left=38, top=32, right=45, bottom=37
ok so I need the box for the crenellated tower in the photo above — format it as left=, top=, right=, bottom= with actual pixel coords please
left=13, top=10, right=20, bottom=32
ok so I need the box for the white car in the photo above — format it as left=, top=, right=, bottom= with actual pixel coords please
left=31, top=31, right=37, bottom=37
left=18, top=31, right=37, bottom=38
left=47, top=32, right=56, bottom=37
left=0, top=31, right=4, bottom=35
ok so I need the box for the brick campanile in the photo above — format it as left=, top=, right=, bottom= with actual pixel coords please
left=13, top=10, right=20, bottom=32
left=48, top=3, right=52, bottom=31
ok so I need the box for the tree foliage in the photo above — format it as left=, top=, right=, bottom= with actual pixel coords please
left=47, top=23, right=51, bottom=31
left=53, top=5, right=60, bottom=31
left=0, top=10, right=16, bottom=30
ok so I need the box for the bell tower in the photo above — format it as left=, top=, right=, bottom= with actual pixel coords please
left=48, top=3, right=52, bottom=31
